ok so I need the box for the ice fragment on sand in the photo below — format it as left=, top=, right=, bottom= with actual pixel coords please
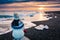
left=35, top=24, right=45, bottom=30
left=44, top=25, right=49, bottom=29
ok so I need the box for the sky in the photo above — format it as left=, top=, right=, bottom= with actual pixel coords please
left=0, top=0, right=47, bottom=4
left=0, top=0, right=60, bottom=12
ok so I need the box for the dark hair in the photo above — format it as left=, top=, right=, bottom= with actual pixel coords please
left=11, top=19, right=20, bottom=26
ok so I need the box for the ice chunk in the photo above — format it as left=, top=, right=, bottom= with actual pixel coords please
left=44, top=25, right=49, bottom=29
left=55, top=16, right=57, bottom=18
left=35, top=24, right=45, bottom=30
left=49, top=17, right=53, bottom=19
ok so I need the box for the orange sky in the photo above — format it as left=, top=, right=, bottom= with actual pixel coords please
left=0, top=2, right=60, bottom=12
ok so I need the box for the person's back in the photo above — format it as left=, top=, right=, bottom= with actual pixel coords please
left=11, top=13, right=24, bottom=40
